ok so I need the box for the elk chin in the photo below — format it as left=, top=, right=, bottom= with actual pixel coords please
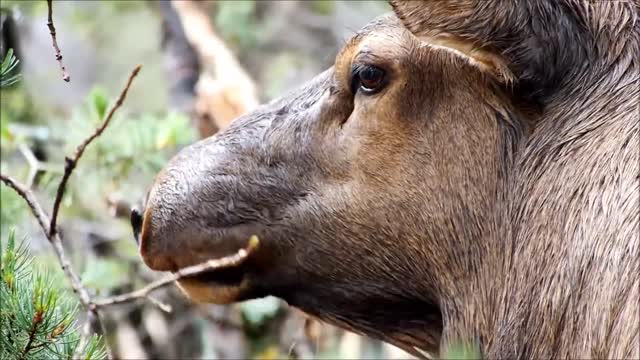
left=175, top=265, right=252, bottom=304
left=176, top=278, right=249, bottom=304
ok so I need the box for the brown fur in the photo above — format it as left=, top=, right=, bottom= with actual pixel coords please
left=136, top=1, right=639, bottom=358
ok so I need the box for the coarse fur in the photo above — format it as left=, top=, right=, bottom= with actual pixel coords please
left=137, top=1, right=639, bottom=358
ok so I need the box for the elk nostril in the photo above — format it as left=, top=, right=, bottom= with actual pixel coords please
left=130, top=207, right=143, bottom=245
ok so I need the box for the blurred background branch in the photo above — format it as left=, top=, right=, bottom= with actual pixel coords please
left=169, top=0, right=259, bottom=136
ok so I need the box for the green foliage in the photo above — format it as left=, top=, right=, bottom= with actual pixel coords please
left=441, top=341, right=482, bottom=360
left=308, top=0, right=336, bottom=15
left=1, top=48, right=20, bottom=88
left=0, top=1, right=43, bottom=15
left=91, top=87, right=109, bottom=121
left=0, top=81, right=38, bottom=128
left=215, top=1, right=258, bottom=48
left=0, top=230, right=106, bottom=359
left=0, top=46, right=39, bottom=147
left=240, top=297, right=281, bottom=327
left=81, top=258, right=130, bottom=294
left=43, top=88, right=197, bottom=219
left=0, top=183, right=27, bottom=230
left=65, top=87, right=196, bottom=178
left=0, top=115, right=13, bottom=144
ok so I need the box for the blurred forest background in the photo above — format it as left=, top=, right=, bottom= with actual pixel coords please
left=1, top=1, right=417, bottom=359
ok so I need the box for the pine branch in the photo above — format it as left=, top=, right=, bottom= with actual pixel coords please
left=1, top=171, right=108, bottom=357
left=18, top=310, right=44, bottom=360
left=0, top=48, right=21, bottom=87
left=1, top=230, right=105, bottom=360
left=46, top=0, right=70, bottom=82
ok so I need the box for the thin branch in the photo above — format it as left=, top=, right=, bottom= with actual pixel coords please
left=1, top=65, right=142, bottom=360
left=1, top=175, right=259, bottom=358
left=48, top=65, right=141, bottom=238
left=46, top=0, right=70, bottom=82
left=2, top=168, right=113, bottom=359
left=0, top=174, right=50, bottom=235
left=147, top=295, right=173, bottom=313
left=93, top=236, right=259, bottom=308
left=0, top=174, right=91, bottom=307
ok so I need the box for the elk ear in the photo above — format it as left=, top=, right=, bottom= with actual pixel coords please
left=389, top=0, right=514, bottom=84
left=388, top=0, right=591, bottom=102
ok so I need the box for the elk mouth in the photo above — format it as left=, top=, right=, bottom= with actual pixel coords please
left=175, top=264, right=251, bottom=304
left=133, top=203, right=262, bottom=303
left=169, top=227, right=261, bottom=304
left=186, top=264, right=246, bottom=287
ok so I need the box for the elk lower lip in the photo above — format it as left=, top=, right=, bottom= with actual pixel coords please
left=170, top=222, right=258, bottom=284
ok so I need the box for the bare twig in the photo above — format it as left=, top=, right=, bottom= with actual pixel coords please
left=0, top=174, right=50, bottom=235
left=92, top=236, right=259, bottom=308
left=0, top=175, right=89, bottom=309
left=147, top=295, right=173, bottom=313
left=46, top=0, right=70, bottom=82
left=48, top=65, right=141, bottom=238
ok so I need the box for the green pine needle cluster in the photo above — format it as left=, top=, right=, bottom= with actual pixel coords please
left=0, top=230, right=106, bottom=359
left=1, top=49, right=21, bottom=88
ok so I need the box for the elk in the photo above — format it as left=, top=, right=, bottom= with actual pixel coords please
left=133, top=1, right=639, bottom=358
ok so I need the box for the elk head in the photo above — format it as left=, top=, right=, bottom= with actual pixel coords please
left=132, top=0, right=601, bottom=356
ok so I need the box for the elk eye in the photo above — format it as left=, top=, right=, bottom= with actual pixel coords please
left=350, top=64, right=386, bottom=95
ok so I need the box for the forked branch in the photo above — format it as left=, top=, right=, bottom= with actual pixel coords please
left=0, top=173, right=92, bottom=307
left=1, top=63, right=261, bottom=355
left=48, top=65, right=141, bottom=238
left=0, top=65, right=142, bottom=359
left=1, top=54, right=261, bottom=359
